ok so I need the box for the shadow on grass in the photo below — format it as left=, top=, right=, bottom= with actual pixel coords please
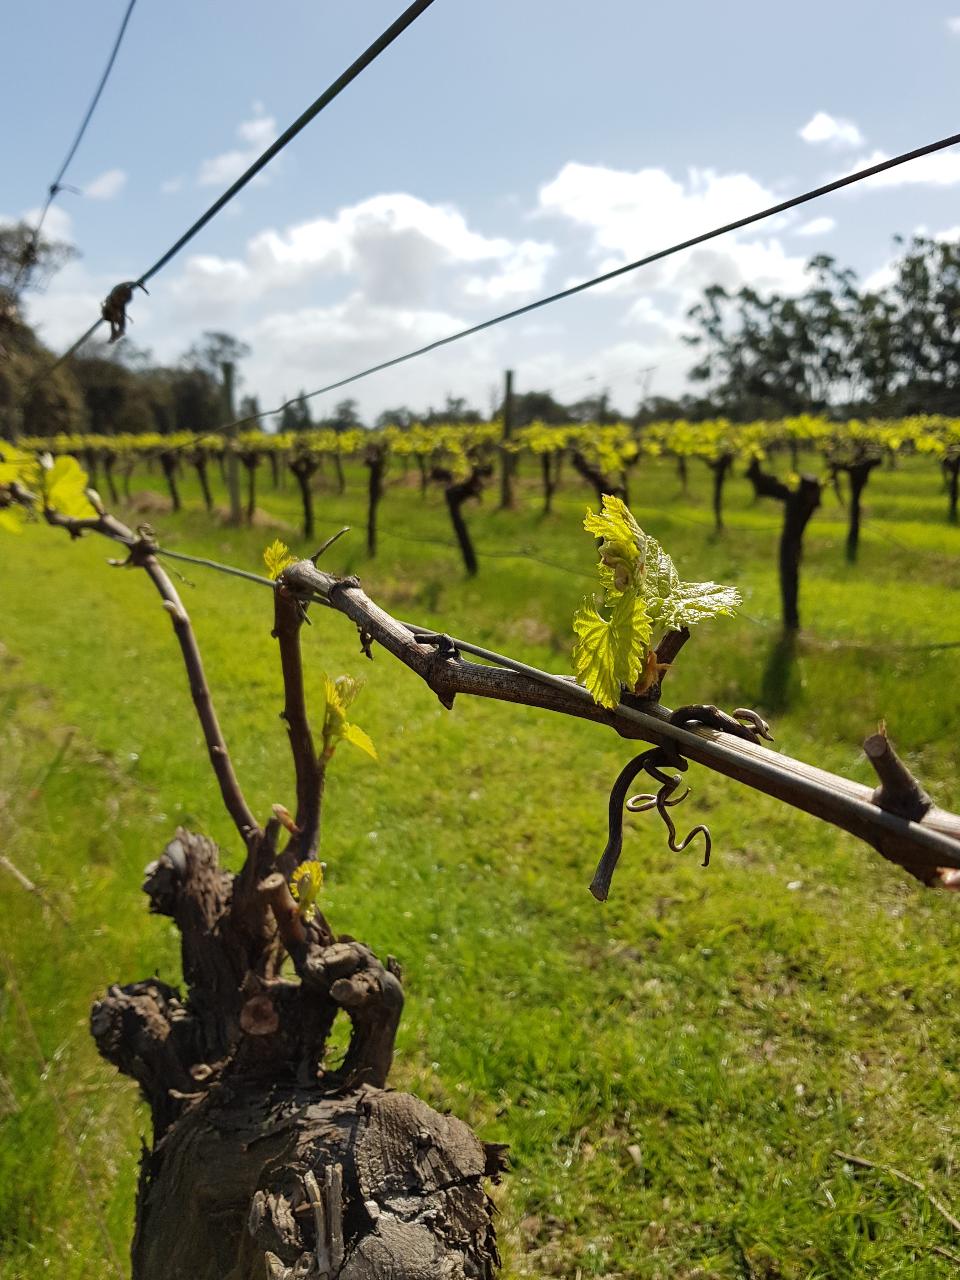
left=760, top=631, right=800, bottom=715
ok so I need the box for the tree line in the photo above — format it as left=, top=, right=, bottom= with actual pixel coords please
left=4, top=216, right=960, bottom=439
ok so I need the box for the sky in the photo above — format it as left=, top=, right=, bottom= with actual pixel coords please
left=5, top=0, right=960, bottom=423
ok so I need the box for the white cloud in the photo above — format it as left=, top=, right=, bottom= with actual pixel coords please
left=861, top=259, right=896, bottom=293
left=172, top=192, right=555, bottom=309
left=242, top=294, right=503, bottom=419
left=197, top=105, right=276, bottom=186
left=19, top=204, right=73, bottom=240
left=21, top=258, right=109, bottom=346
left=521, top=338, right=694, bottom=408
left=134, top=190, right=559, bottom=414
left=537, top=161, right=809, bottom=300
left=236, top=114, right=275, bottom=148
left=794, top=215, right=836, bottom=237
left=947, top=16, right=960, bottom=33
left=161, top=176, right=184, bottom=195
left=461, top=240, right=555, bottom=300
left=799, top=111, right=865, bottom=148
left=841, top=147, right=960, bottom=189
left=83, top=169, right=127, bottom=200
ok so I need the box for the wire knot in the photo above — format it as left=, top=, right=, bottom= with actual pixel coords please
left=101, top=280, right=148, bottom=342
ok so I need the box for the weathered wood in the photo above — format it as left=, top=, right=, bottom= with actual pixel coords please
left=707, top=452, right=734, bottom=532
left=443, top=466, right=490, bottom=576
left=746, top=458, right=821, bottom=631
left=130, top=1082, right=498, bottom=1280
left=280, top=559, right=960, bottom=884
left=364, top=443, right=387, bottom=558
left=92, top=827, right=500, bottom=1278
left=289, top=454, right=319, bottom=540
left=570, top=449, right=626, bottom=505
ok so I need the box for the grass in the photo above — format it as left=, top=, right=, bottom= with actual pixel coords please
left=1, top=450, right=960, bottom=1278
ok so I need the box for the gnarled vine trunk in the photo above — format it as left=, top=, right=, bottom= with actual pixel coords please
left=570, top=450, right=626, bottom=506
left=91, top=829, right=503, bottom=1280
left=37, top=507, right=509, bottom=1278
left=746, top=458, right=821, bottom=632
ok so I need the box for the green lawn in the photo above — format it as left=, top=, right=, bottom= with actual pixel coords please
left=2, top=451, right=960, bottom=1279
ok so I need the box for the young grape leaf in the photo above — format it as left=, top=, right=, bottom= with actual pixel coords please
left=574, top=493, right=740, bottom=706
left=572, top=589, right=651, bottom=710
left=43, top=456, right=96, bottom=519
left=583, top=495, right=644, bottom=592
left=341, top=721, right=378, bottom=760
left=290, top=860, right=324, bottom=921
left=264, top=538, right=296, bottom=579
left=638, top=535, right=681, bottom=622
left=0, top=446, right=33, bottom=486
left=319, top=673, right=378, bottom=761
left=333, top=674, right=364, bottom=710
left=665, top=580, right=742, bottom=630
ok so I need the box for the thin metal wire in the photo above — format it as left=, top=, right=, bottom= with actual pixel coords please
left=138, top=0, right=436, bottom=288
left=42, top=518, right=960, bottom=868
left=12, top=0, right=138, bottom=292
left=39, top=0, right=437, bottom=367
left=155, top=546, right=276, bottom=590
left=159, top=128, right=960, bottom=434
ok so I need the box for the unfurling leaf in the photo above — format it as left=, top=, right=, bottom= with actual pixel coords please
left=341, top=721, right=378, bottom=760
left=572, top=589, right=651, bottom=710
left=0, top=445, right=34, bottom=487
left=574, top=493, right=740, bottom=706
left=44, top=456, right=97, bottom=519
left=666, top=580, right=742, bottom=631
left=333, top=674, right=364, bottom=709
left=583, top=495, right=645, bottom=593
left=263, top=538, right=296, bottom=580
left=319, top=672, right=378, bottom=761
left=290, top=860, right=324, bottom=921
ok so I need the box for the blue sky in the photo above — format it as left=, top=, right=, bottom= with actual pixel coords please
left=6, top=1, right=960, bottom=420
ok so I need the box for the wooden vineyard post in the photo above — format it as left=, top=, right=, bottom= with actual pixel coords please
left=222, top=360, right=243, bottom=525
left=499, top=368, right=515, bottom=509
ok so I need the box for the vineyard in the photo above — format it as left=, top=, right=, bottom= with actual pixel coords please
left=3, top=432, right=960, bottom=1276
left=8, top=2, right=960, bottom=1275
left=14, top=414, right=960, bottom=623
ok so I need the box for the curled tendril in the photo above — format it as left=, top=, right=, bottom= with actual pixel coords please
left=589, top=747, right=712, bottom=902
left=626, top=771, right=711, bottom=867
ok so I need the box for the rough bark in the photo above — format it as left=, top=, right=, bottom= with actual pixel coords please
left=570, top=450, right=626, bottom=505
left=943, top=455, right=960, bottom=524
left=83, top=446, right=100, bottom=488
left=159, top=451, right=182, bottom=512
left=91, top=829, right=502, bottom=1280
left=707, top=453, right=733, bottom=533
left=290, top=455, right=319, bottom=540
left=746, top=459, right=821, bottom=632
left=101, top=450, right=120, bottom=506
left=45, top=502, right=504, bottom=1276
left=442, top=467, right=490, bottom=577
left=190, top=449, right=215, bottom=513
left=240, top=450, right=262, bottom=524
left=842, top=457, right=881, bottom=563
left=540, top=452, right=558, bottom=515
left=365, top=446, right=387, bottom=559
